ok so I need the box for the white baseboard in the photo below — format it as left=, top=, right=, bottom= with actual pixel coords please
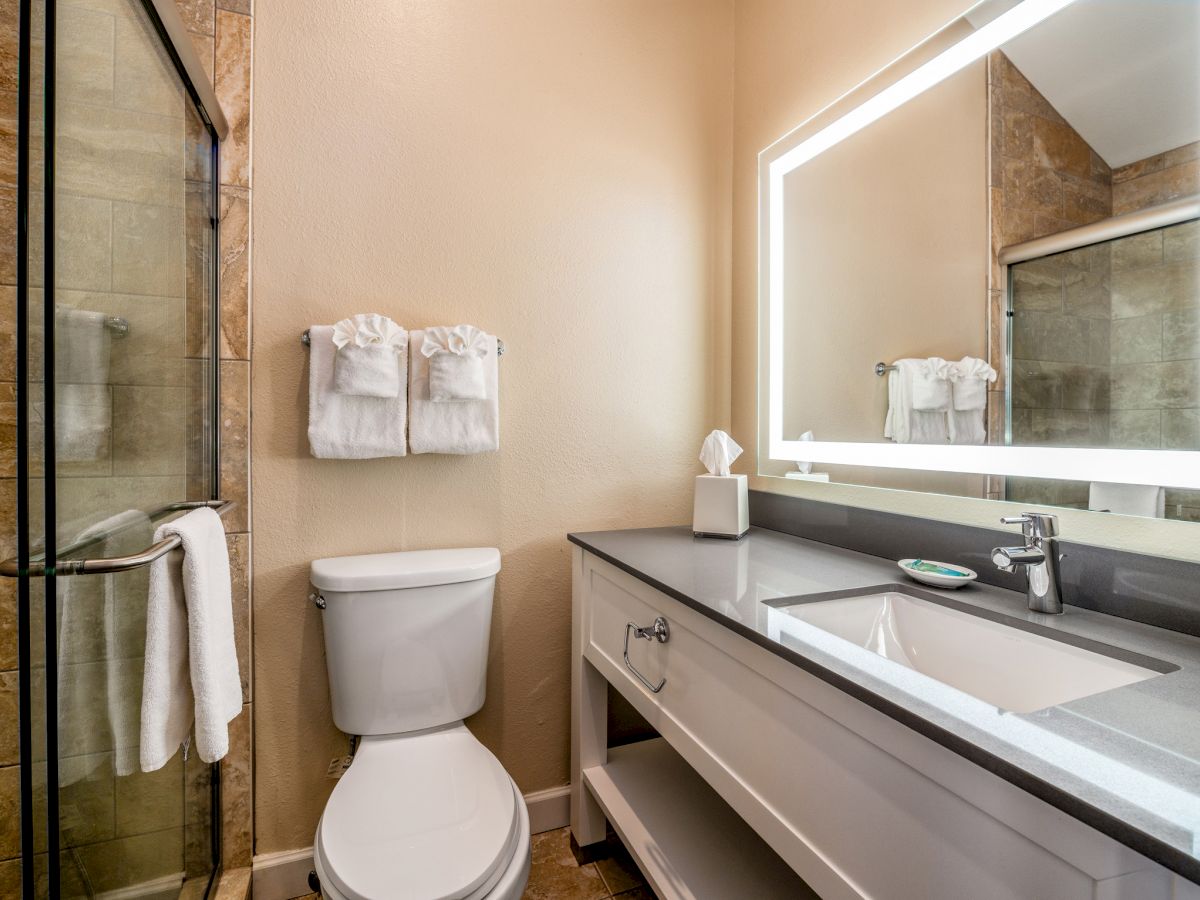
left=253, top=846, right=316, bottom=900
left=524, top=784, right=571, bottom=835
left=251, top=786, right=572, bottom=900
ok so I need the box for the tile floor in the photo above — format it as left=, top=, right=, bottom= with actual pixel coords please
left=288, top=826, right=654, bottom=900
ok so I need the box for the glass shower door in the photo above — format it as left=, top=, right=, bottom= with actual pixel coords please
left=14, top=0, right=223, bottom=895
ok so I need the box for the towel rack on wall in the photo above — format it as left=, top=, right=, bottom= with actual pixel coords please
left=875, top=362, right=898, bottom=376
left=0, top=499, right=235, bottom=578
left=300, top=328, right=506, bottom=356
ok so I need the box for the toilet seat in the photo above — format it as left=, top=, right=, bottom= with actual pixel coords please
left=314, top=724, right=528, bottom=900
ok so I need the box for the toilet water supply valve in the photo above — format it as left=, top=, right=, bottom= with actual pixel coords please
left=310, top=592, right=326, bottom=609
left=624, top=617, right=670, bottom=693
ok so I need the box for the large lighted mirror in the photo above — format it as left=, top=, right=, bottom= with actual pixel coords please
left=760, top=0, right=1200, bottom=521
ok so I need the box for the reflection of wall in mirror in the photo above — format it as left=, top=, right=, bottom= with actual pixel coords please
left=780, top=60, right=987, bottom=497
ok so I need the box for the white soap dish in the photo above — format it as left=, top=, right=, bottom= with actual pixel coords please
left=898, top=558, right=977, bottom=589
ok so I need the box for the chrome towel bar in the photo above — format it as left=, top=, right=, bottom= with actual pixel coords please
left=300, top=328, right=505, bottom=356
left=0, top=499, right=235, bottom=578
left=875, top=362, right=898, bottom=376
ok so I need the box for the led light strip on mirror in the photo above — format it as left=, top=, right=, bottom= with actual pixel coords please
left=761, top=0, right=1200, bottom=490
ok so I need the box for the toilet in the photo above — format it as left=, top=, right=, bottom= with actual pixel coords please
left=310, top=547, right=531, bottom=900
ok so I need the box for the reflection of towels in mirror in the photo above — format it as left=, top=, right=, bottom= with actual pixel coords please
left=884, top=359, right=948, bottom=444
left=947, top=356, right=996, bottom=445
left=55, top=308, right=113, bottom=462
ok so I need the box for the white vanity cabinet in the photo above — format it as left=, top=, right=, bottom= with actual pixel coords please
left=570, top=546, right=1199, bottom=900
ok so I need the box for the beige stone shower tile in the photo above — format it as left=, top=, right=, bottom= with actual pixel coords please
left=1111, top=316, right=1163, bottom=365
left=57, top=102, right=187, bottom=207
left=217, top=0, right=251, bottom=15
left=59, top=4, right=115, bottom=106
left=1113, top=160, right=1200, bottom=216
left=1110, top=230, right=1164, bottom=272
left=1111, top=360, right=1200, bottom=410
left=228, top=531, right=250, bottom=702
left=219, top=360, right=249, bottom=532
left=115, top=752, right=184, bottom=837
left=1163, top=408, right=1200, bottom=451
left=0, top=579, right=15, bottom=670
left=0, top=671, right=15, bottom=766
left=178, top=0, right=215, bottom=36
left=74, top=826, right=184, bottom=894
left=221, top=703, right=252, bottom=869
left=1164, top=220, right=1200, bottom=263
left=1030, top=116, right=1092, bottom=180
left=114, top=10, right=187, bottom=120
left=219, top=186, right=249, bottom=360
left=1061, top=174, right=1109, bottom=225
left=1011, top=266, right=1060, bottom=312
left=216, top=11, right=251, bottom=188
left=1164, top=308, right=1200, bottom=361
left=112, top=384, right=187, bottom=476
left=1109, top=409, right=1162, bottom=449
left=1003, top=158, right=1061, bottom=217
left=189, top=31, right=215, bottom=84
left=51, top=194, right=113, bottom=292
left=112, top=201, right=186, bottom=297
left=0, top=766, right=18, bottom=858
left=1112, top=260, right=1200, bottom=318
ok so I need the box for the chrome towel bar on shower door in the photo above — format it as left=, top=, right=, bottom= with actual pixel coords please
left=0, top=499, right=235, bottom=577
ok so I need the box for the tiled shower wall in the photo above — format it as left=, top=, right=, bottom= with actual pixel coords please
left=0, top=0, right=253, bottom=890
left=986, top=50, right=1113, bottom=511
left=988, top=51, right=1200, bottom=518
left=182, top=0, right=254, bottom=872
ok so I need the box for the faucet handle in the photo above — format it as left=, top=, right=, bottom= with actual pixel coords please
left=1000, top=511, right=1059, bottom=539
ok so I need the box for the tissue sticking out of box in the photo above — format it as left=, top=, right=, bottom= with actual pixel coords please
left=699, top=430, right=742, bottom=477
left=796, top=430, right=814, bottom=475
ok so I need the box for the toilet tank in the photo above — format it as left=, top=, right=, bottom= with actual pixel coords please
left=311, top=548, right=501, bottom=736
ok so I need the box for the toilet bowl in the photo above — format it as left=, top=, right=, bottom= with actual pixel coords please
left=310, top=548, right=530, bottom=900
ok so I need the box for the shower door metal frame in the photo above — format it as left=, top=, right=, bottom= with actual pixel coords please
left=14, top=0, right=230, bottom=894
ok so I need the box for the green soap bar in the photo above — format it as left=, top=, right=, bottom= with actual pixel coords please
left=908, top=559, right=967, bottom=577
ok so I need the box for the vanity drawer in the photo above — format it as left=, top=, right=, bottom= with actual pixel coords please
left=576, top=550, right=1182, bottom=900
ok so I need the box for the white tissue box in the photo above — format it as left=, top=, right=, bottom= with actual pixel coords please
left=693, top=475, right=748, bottom=539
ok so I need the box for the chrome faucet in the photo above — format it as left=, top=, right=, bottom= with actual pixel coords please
left=992, top=512, right=1064, bottom=614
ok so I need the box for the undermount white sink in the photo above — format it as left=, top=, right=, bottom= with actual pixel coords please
left=777, top=590, right=1167, bottom=713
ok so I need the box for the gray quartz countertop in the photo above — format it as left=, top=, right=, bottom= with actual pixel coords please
left=567, top=525, right=1200, bottom=883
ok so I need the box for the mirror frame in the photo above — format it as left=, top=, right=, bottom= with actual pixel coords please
left=758, top=0, right=1200, bottom=490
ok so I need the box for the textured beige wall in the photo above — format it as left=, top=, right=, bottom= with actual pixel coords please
left=251, top=0, right=733, bottom=853
left=732, top=0, right=1200, bottom=562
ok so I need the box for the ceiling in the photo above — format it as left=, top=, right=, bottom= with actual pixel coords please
left=967, top=0, right=1200, bottom=168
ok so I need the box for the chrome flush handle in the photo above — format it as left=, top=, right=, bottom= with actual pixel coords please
left=623, top=617, right=670, bottom=693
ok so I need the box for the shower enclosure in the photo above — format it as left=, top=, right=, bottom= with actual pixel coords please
left=8, top=0, right=229, bottom=895
left=1006, top=201, right=1200, bottom=521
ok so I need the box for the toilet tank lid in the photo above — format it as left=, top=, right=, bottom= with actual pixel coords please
left=311, top=547, right=501, bottom=592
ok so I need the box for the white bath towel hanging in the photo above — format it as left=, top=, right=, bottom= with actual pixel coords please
left=408, top=327, right=500, bottom=454
left=911, top=357, right=952, bottom=411
left=140, top=507, right=241, bottom=771
left=947, top=356, right=997, bottom=445
left=331, top=313, right=407, bottom=398
left=59, top=509, right=152, bottom=781
left=884, top=359, right=948, bottom=444
left=308, top=322, right=409, bottom=458
left=54, top=307, right=113, bottom=462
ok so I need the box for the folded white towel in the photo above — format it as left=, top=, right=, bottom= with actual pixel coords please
left=911, top=357, right=952, bottom=411
left=331, top=313, right=406, bottom=398
left=409, top=327, right=499, bottom=454
left=1089, top=482, right=1166, bottom=518
left=949, top=356, right=998, bottom=411
left=308, top=324, right=408, bottom=458
left=421, top=325, right=490, bottom=401
left=141, top=507, right=241, bottom=771
left=59, top=509, right=151, bottom=780
left=884, top=359, right=948, bottom=444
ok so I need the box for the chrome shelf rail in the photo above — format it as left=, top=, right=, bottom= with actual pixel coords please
left=300, top=328, right=506, bottom=356
left=0, top=499, right=234, bottom=577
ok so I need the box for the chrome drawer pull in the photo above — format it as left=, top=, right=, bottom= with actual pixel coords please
left=624, top=617, right=670, bottom=693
